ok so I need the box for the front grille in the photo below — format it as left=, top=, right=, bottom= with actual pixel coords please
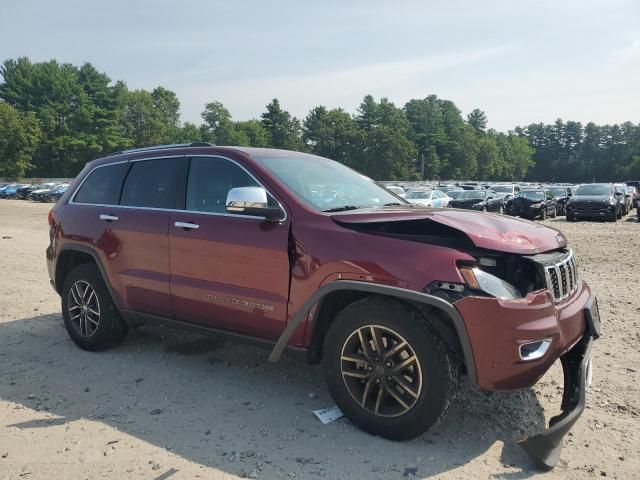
left=572, top=203, right=608, bottom=213
left=544, top=250, right=580, bottom=302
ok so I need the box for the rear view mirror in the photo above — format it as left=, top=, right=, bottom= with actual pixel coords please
left=226, top=187, right=283, bottom=220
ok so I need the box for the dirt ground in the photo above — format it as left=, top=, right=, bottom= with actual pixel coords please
left=0, top=199, right=638, bottom=480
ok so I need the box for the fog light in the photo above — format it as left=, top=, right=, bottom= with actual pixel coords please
left=519, top=339, right=552, bottom=361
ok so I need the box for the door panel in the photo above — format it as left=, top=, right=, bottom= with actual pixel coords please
left=168, top=156, right=290, bottom=340
left=101, top=208, right=172, bottom=316
left=169, top=215, right=290, bottom=339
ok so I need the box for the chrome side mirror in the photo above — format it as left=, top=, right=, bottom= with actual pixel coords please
left=226, top=187, right=282, bottom=220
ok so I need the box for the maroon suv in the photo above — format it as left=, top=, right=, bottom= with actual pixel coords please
left=46, top=144, right=600, bottom=469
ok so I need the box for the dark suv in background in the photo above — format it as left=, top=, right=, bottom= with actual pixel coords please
left=46, top=143, right=600, bottom=469
left=566, top=183, right=621, bottom=222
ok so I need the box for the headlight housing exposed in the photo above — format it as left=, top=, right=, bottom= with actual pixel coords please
left=459, top=267, right=522, bottom=300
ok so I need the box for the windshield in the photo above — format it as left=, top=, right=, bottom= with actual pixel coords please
left=253, top=154, right=406, bottom=211
left=549, top=188, right=566, bottom=197
left=457, top=191, right=486, bottom=200
left=406, top=190, right=432, bottom=199
left=575, top=184, right=612, bottom=196
left=519, top=190, right=545, bottom=200
left=491, top=185, right=513, bottom=193
left=447, top=190, right=464, bottom=199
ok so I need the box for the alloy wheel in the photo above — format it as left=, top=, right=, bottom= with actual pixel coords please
left=340, top=325, right=422, bottom=417
left=67, top=280, right=101, bottom=337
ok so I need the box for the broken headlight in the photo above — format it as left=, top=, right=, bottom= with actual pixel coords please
left=459, top=267, right=522, bottom=300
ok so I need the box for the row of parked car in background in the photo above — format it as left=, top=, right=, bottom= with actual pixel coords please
left=0, top=182, right=70, bottom=202
left=385, top=180, right=640, bottom=222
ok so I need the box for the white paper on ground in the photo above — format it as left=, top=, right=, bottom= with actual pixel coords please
left=312, top=405, right=344, bottom=424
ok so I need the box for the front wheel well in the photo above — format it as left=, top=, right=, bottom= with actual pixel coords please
left=306, top=291, right=467, bottom=374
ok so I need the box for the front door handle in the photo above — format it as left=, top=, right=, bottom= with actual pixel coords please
left=174, top=221, right=199, bottom=230
left=99, top=214, right=119, bottom=222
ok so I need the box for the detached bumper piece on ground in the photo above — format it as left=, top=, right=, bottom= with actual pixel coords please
left=519, top=335, right=592, bottom=469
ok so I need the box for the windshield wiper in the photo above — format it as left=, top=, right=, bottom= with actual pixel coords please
left=321, top=205, right=361, bottom=212
left=381, top=202, right=404, bottom=206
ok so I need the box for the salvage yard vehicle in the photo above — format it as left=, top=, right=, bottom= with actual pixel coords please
left=18, top=182, right=56, bottom=200
left=29, top=184, right=60, bottom=201
left=566, top=183, right=621, bottom=222
left=46, top=143, right=600, bottom=470
left=627, top=186, right=638, bottom=209
left=385, top=185, right=406, bottom=197
left=506, top=188, right=557, bottom=220
left=448, top=189, right=504, bottom=213
left=404, top=188, right=449, bottom=207
left=626, top=181, right=640, bottom=207
left=0, top=183, right=30, bottom=199
left=614, top=184, right=631, bottom=215
left=41, top=184, right=69, bottom=203
left=548, top=186, right=572, bottom=216
left=489, top=183, right=522, bottom=199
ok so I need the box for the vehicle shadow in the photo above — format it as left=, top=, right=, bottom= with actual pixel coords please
left=0, top=314, right=554, bottom=479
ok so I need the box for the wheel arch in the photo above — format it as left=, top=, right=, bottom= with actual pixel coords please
left=56, top=245, right=122, bottom=311
left=269, top=281, right=477, bottom=385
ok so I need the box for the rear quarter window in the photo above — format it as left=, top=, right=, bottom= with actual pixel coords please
left=73, top=163, right=129, bottom=205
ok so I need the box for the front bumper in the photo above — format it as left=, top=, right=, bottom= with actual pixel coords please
left=567, top=205, right=615, bottom=218
left=455, top=282, right=591, bottom=390
left=455, top=286, right=599, bottom=469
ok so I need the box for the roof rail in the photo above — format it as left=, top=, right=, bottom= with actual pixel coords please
left=106, top=142, right=215, bottom=157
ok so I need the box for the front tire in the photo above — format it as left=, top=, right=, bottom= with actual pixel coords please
left=322, top=297, right=457, bottom=440
left=61, top=263, right=128, bottom=351
left=540, top=208, right=547, bottom=220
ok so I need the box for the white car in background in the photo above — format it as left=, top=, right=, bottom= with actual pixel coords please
left=386, top=185, right=406, bottom=197
left=404, top=188, right=450, bottom=207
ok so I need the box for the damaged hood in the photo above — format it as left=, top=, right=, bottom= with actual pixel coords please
left=331, top=207, right=567, bottom=254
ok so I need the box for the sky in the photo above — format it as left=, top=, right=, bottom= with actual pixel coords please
left=1, top=0, right=639, bottom=131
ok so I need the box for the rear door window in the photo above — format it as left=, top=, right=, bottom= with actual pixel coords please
left=121, top=158, right=182, bottom=209
left=73, top=163, right=130, bottom=205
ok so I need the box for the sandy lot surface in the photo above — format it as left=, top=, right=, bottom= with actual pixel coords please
left=0, top=199, right=639, bottom=480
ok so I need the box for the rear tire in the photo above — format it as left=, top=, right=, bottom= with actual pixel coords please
left=322, top=297, right=457, bottom=441
left=61, top=263, right=128, bottom=351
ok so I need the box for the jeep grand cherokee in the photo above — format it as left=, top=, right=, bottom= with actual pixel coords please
left=46, top=143, right=600, bottom=469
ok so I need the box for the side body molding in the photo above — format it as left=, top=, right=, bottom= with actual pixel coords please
left=269, top=280, right=477, bottom=384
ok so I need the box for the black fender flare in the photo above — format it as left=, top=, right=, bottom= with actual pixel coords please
left=56, top=244, right=123, bottom=311
left=269, top=280, right=477, bottom=385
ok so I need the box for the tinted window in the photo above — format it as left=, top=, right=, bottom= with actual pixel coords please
left=519, top=190, right=545, bottom=200
left=458, top=191, right=486, bottom=200
left=186, top=157, right=261, bottom=214
left=121, top=158, right=181, bottom=208
left=406, top=190, right=432, bottom=199
left=575, top=184, right=612, bottom=196
left=74, top=163, right=129, bottom=205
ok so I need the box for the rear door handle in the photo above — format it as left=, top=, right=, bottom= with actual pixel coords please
left=174, top=221, right=199, bottom=230
left=99, top=214, right=119, bottom=222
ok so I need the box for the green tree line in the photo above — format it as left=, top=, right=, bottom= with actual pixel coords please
left=1, top=57, right=638, bottom=181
